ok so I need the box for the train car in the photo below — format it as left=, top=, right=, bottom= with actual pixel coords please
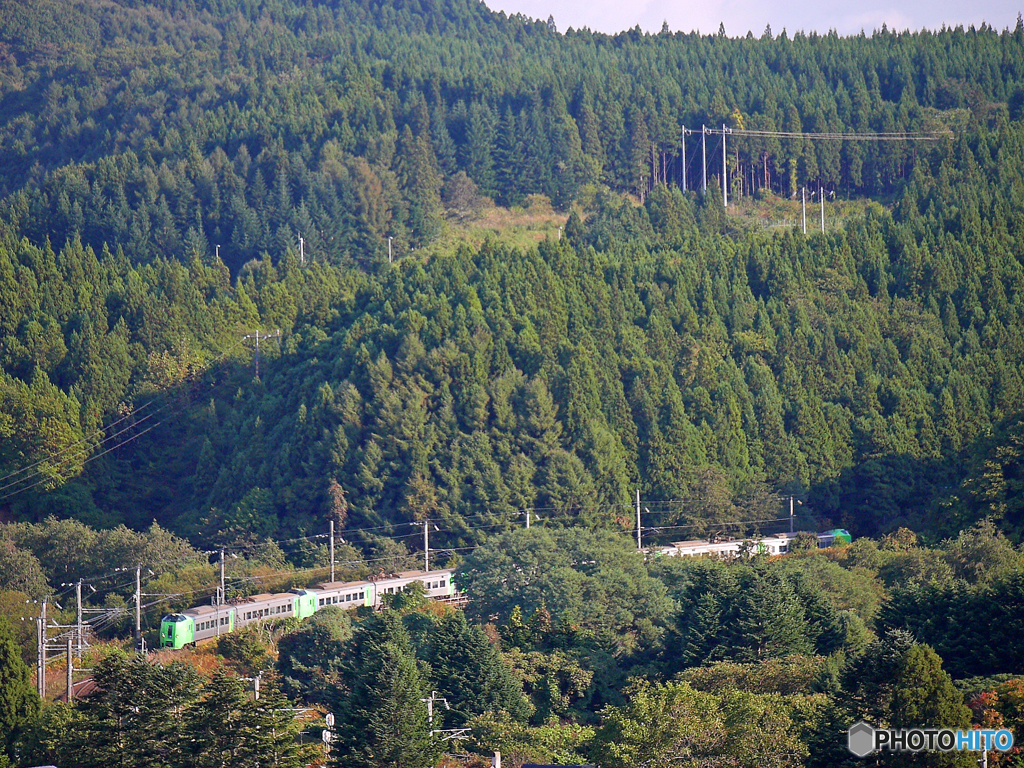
left=655, top=530, right=853, bottom=559
left=313, top=580, right=372, bottom=609
left=662, top=533, right=796, bottom=559
left=233, top=592, right=300, bottom=629
left=159, top=604, right=235, bottom=649
left=818, top=529, right=852, bottom=547
left=159, top=568, right=457, bottom=649
left=315, top=569, right=456, bottom=610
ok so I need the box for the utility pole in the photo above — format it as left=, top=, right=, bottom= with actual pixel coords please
left=636, top=490, right=642, bottom=551
left=299, top=235, right=305, bottom=265
left=419, top=691, right=449, bottom=736
left=135, top=565, right=142, bottom=651
left=790, top=496, right=795, bottom=534
left=219, top=549, right=226, bottom=604
left=820, top=184, right=825, bottom=233
left=66, top=637, right=73, bottom=703
left=215, top=244, right=220, bottom=262
left=526, top=509, right=530, bottom=529
left=329, top=520, right=336, bottom=583
left=722, top=124, right=728, bottom=208
left=75, top=579, right=83, bottom=659
left=36, top=600, right=46, bottom=699
left=388, top=236, right=393, bottom=264
left=681, top=127, right=687, bottom=192
left=423, top=520, right=430, bottom=572
left=701, top=125, right=707, bottom=193
left=241, top=329, right=281, bottom=380
left=802, top=187, right=807, bottom=234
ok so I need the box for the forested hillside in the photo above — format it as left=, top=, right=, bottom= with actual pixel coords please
left=0, top=0, right=1023, bottom=551
left=3, top=4, right=1024, bottom=765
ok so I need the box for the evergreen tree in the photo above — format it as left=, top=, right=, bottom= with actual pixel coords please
left=732, top=570, right=811, bottom=661
left=424, top=611, right=531, bottom=725
left=0, top=615, right=39, bottom=759
left=186, top=671, right=255, bottom=768
left=682, top=592, right=724, bottom=667
left=890, top=645, right=973, bottom=767
left=331, top=612, right=441, bottom=768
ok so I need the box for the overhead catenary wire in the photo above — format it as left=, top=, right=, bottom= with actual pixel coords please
left=702, top=126, right=950, bottom=141
left=0, top=342, right=248, bottom=502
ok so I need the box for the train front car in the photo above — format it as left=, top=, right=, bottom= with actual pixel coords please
left=817, top=529, right=853, bottom=547
left=160, top=613, right=195, bottom=649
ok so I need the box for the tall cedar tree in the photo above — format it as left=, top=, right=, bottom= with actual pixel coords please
left=0, top=615, right=39, bottom=759
left=331, top=612, right=442, bottom=768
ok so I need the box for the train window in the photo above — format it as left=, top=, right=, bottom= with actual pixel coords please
left=440, top=580, right=446, bottom=588
left=358, top=591, right=364, bottom=599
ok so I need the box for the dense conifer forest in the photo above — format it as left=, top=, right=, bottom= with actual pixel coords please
left=1, top=0, right=1024, bottom=765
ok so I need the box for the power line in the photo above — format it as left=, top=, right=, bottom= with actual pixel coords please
left=703, top=126, right=949, bottom=142
left=0, top=343, right=246, bottom=502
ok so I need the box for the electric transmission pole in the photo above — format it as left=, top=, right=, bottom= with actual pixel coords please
left=66, top=637, right=74, bottom=703
left=681, top=126, right=687, bottom=191
left=820, top=184, right=825, bottom=233
left=241, top=329, right=281, bottom=380
left=702, top=125, right=707, bottom=193
left=636, top=490, right=642, bottom=551
left=135, top=565, right=142, bottom=652
left=76, top=579, right=83, bottom=659
left=36, top=599, right=46, bottom=698
left=722, top=124, right=728, bottom=208
left=329, top=520, right=336, bottom=583
left=423, top=520, right=430, bottom=572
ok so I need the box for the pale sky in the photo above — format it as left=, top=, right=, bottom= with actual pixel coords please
left=484, top=0, right=1021, bottom=37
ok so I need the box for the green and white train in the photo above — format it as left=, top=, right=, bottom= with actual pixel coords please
left=159, top=568, right=455, bottom=649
